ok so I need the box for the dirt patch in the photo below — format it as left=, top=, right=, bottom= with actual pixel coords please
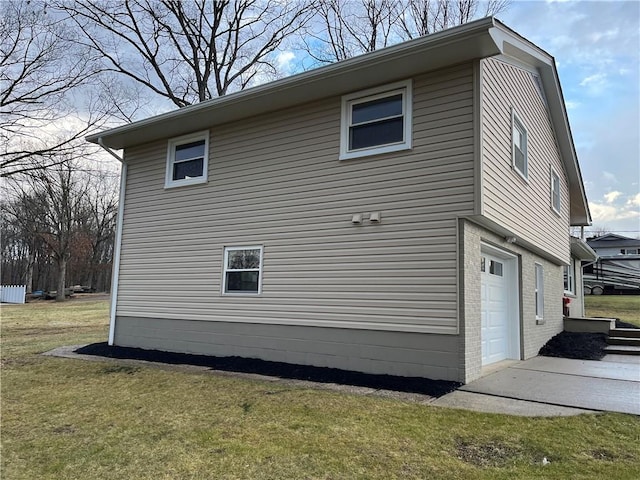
left=75, top=342, right=461, bottom=398
left=539, top=332, right=608, bottom=360
left=455, top=437, right=547, bottom=467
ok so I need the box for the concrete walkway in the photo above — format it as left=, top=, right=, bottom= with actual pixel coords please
left=435, top=355, right=640, bottom=416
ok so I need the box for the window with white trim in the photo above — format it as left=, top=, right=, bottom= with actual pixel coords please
left=512, top=111, right=528, bottom=179
left=166, top=131, right=209, bottom=188
left=535, top=263, right=544, bottom=320
left=223, top=246, right=263, bottom=295
left=340, top=80, right=412, bottom=160
left=563, top=259, right=575, bottom=294
left=551, top=168, right=561, bottom=213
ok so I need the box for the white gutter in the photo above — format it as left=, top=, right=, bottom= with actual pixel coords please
left=96, top=137, right=126, bottom=345
left=98, top=137, right=124, bottom=163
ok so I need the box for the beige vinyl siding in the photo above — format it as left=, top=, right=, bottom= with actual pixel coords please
left=117, top=64, right=476, bottom=334
left=480, top=57, right=570, bottom=263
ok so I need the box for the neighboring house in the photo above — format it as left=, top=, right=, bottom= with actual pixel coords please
left=88, top=18, right=591, bottom=384
left=584, top=234, right=640, bottom=295
left=587, top=233, right=640, bottom=256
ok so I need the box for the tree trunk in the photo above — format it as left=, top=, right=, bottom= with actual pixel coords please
left=56, top=257, right=67, bottom=301
left=25, top=247, right=35, bottom=294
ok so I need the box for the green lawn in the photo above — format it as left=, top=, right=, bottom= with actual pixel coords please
left=2, top=299, right=640, bottom=479
left=585, top=295, right=640, bottom=327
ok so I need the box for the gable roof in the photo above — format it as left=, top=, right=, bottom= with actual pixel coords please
left=587, top=233, right=640, bottom=248
left=87, top=17, right=590, bottom=226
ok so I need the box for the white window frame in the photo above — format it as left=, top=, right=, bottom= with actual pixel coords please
left=535, top=263, right=544, bottom=322
left=165, top=130, right=209, bottom=188
left=550, top=167, right=561, bottom=214
left=222, top=246, right=264, bottom=295
left=563, top=259, right=575, bottom=294
left=511, top=110, right=528, bottom=180
left=339, top=80, right=412, bottom=160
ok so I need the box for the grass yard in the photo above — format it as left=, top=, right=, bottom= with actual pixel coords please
left=2, top=299, right=640, bottom=479
left=585, top=295, right=640, bottom=327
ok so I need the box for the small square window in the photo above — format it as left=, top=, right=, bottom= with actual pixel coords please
left=512, top=111, right=528, bottom=179
left=166, top=131, right=209, bottom=188
left=340, top=80, right=412, bottom=160
left=551, top=168, right=561, bottom=213
left=223, top=246, right=263, bottom=295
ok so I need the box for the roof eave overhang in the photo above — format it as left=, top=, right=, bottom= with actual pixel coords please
left=88, top=17, right=500, bottom=150
left=570, top=237, right=598, bottom=261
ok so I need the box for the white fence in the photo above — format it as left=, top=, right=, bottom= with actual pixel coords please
left=1, top=285, right=26, bottom=304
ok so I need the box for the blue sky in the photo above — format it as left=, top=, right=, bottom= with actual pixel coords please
left=498, top=0, right=639, bottom=236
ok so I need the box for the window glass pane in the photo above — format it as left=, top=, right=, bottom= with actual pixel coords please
left=490, top=260, right=503, bottom=276
left=349, top=117, right=403, bottom=150
left=352, top=94, right=402, bottom=124
left=227, top=249, right=261, bottom=269
left=225, top=271, right=259, bottom=293
left=514, top=147, right=526, bottom=174
left=173, top=158, right=204, bottom=180
left=512, top=127, right=522, bottom=148
left=175, top=140, right=205, bottom=161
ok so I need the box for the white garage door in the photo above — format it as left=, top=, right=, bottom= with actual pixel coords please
left=481, top=252, right=517, bottom=365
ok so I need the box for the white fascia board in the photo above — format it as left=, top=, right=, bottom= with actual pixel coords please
left=87, top=17, right=500, bottom=150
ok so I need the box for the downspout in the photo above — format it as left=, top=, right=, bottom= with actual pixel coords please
left=98, top=138, right=126, bottom=346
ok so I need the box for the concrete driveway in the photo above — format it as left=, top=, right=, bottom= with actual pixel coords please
left=436, top=355, right=640, bottom=416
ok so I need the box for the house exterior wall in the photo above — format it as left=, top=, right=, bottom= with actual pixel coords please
left=113, top=317, right=462, bottom=380
left=480, top=57, right=571, bottom=265
left=111, top=64, right=478, bottom=381
left=459, top=219, right=564, bottom=382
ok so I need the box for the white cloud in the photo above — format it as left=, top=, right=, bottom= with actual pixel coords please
left=604, top=191, right=622, bottom=203
left=276, top=51, right=296, bottom=72
left=565, top=100, right=580, bottom=110
left=589, top=201, right=638, bottom=222
left=579, top=73, right=608, bottom=93
left=628, top=193, right=640, bottom=207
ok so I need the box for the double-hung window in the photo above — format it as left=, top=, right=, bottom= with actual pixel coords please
left=340, top=80, right=412, bottom=160
left=512, top=111, right=528, bottom=179
left=223, top=246, right=263, bottom=295
left=166, top=131, right=209, bottom=188
left=563, top=259, right=575, bottom=294
left=535, top=263, right=544, bottom=321
left=551, top=168, right=561, bottom=213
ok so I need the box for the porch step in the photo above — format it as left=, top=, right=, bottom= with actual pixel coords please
left=607, top=336, right=640, bottom=347
left=609, top=328, right=640, bottom=338
left=604, top=345, right=640, bottom=356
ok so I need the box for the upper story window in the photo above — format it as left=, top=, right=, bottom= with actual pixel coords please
left=621, top=248, right=639, bottom=255
left=340, top=80, right=412, bottom=160
left=223, top=246, right=263, bottom=295
left=551, top=168, right=561, bottom=213
left=511, top=110, right=528, bottom=179
left=165, top=131, right=209, bottom=188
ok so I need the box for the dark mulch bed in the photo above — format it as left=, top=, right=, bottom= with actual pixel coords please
left=539, top=332, right=608, bottom=361
left=616, top=319, right=639, bottom=329
left=75, top=342, right=461, bottom=398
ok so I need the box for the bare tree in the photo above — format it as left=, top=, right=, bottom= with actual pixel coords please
left=304, top=0, right=399, bottom=64
left=57, top=0, right=315, bottom=109
left=0, top=0, right=107, bottom=177
left=6, top=161, right=91, bottom=300
left=305, top=0, right=510, bottom=64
